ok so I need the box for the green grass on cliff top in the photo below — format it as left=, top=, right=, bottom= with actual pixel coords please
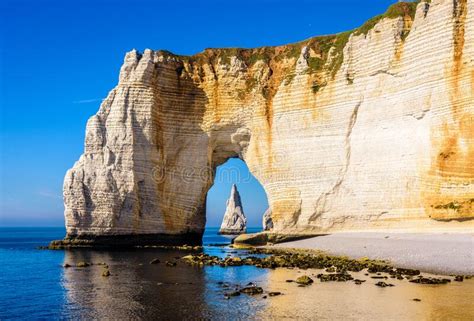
left=159, top=1, right=421, bottom=81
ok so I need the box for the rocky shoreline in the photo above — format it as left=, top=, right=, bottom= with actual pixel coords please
left=47, top=231, right=316, bottom=249
left=47, top=232, right=203, bottom=249
left=57, top=245, right=472, bottom=303
left=268, top=232, right=474, bottom=275
left=181, top=248, right=471, bottom=283
left=46, top=237, right=472, bottom=282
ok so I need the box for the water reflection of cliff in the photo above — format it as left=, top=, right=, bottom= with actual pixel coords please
left=62, top=250, right=210, bottom=319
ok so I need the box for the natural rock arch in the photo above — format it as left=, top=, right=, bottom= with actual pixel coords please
left=59, top=0, right=473, bottom=247
left=208, top=157, right=270, bottom=233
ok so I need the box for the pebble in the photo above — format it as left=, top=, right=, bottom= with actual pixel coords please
left=268, top=292, right=282, bottom=296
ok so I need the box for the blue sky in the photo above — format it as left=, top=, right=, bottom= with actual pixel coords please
left=0, top=0, right=398, bottom=227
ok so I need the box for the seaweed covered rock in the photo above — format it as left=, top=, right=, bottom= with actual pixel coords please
left=240, top=286, right=264, bottom=295
left=296, top=276, right=314, bottom=285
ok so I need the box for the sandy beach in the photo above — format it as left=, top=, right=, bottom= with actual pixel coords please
left=270, top=232, right=474, bottom=275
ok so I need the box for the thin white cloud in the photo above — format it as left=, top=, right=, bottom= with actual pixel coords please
left=73, top=98, right=103, bottom=104
left=37, top=190, right=62, bottom=200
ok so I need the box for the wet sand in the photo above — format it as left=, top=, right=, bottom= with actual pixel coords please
left=255, top=268, right=474, bottom=321
left=270, top=232, right=474, bottom=275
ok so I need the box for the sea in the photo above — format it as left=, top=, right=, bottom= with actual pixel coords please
left=1, top=227, right=473, bottom=320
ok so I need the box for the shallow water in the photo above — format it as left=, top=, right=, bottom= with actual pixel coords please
left=1, top=228, right=473, bottom=320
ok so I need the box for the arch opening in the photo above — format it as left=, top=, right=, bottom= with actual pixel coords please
left=204, top=158, right=269, bottom=244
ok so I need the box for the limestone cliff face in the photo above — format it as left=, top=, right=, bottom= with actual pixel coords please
left=219, top=184, right=247, bottom=234
left=63, top=0, right=473, bottom=243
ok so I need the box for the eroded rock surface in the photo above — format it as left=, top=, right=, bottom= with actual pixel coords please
left=62, top=0, right=473, bottom=246
left=219, top=185, right=247, bottom=234
left=262, top=209, right=273, bottom=231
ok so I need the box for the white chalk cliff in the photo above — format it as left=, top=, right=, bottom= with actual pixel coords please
left=219, top=184, right=247, bottom=234
left=61, top=0, right=473, bottom=246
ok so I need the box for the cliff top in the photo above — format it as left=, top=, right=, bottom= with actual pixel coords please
left=150, top=1, right=421, bottom=80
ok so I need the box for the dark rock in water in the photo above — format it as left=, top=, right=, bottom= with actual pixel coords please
left=397, top=268, right=420, bottom=276
left=454, top=275, right=464, bottom=282
left=375, top=281, right=394, bottom=287
left=412, top=298, right=421, bottom=302
left=76, top=262, right=90, bottom=267
left=268, top=292, right=282, bottom=296
left=63, top=263, right=72, bottom=268
left=367, top=264, right=392, bottom=274
left=296, top=276, right=314, bottom=285
left=48, top=233, right=203, bottom=249
left=179, top=248, right=455, bottom=289
left=409, top=277, right=450, bottom=285
left=240, top=286, right=264, bottom=295
left=224, top=291, right=241, bottom=298
left=181, top=250, right=391, bottom=275
left=102, top=269, right=111, bottom=277
left=165, top=261, right=177, bottom=267
left=233, top=232, right=317, bottom=246
left=150, top=258, right=160, bottom=264
left=354, top=279, right=366, bottom=285
left=317, top=273, right=354, bottom=282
